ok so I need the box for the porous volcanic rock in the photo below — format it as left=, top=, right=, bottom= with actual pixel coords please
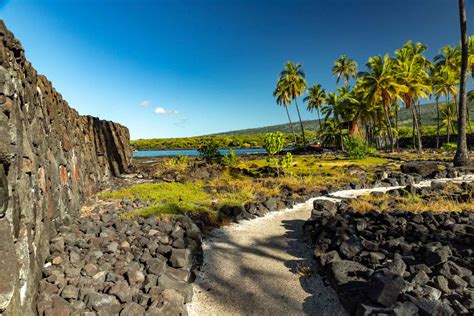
left=36, top=202, right=202, bottom=316
left=0, top=20, right=132, bottom=314
left=304, top=182, right=474, bottom=315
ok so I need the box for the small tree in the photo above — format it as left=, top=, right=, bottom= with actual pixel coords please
left=263, top=132, right=284, bottom=168
left=264, top=132, right=284, bottom=156
left=198, top=140, right=222, bottom=164
left=222, top=148, right=239, bottom=167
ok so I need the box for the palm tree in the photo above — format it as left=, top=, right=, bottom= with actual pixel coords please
left=434, top=45, right=461, bottom=73
left=454, top=0, right=470, bottom=166
left=349, top=83, right=377, bottom=139
left=394, top=41, right=432, bottom=153
left=332, top=55, right=358, bottom=85
left=323, top=91, right=345, bottom=150
left=319, top=119, right=340, bottom=147
left=277, top=61, right=308, bottom=147
left=304, top=84, right=327, bottom=132
left=438, top=65, right=459, bottom=143
left=431, top=64, right=444, bottom=148
left=273, top=82, right=297, bottom=144
left=358, top=55, right=407, bottom=152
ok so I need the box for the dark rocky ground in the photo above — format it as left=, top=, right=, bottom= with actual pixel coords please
left=35, top=160, right=473, bottom=315
left=36, top=199, right=202, bottom=316
left=304, top=177, right=474, bottom=315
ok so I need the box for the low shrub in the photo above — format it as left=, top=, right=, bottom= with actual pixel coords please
left=165, top=155, right=189, bottom=170
left=344, top=136, right=376, bottom=160
left=222, top=148, right=239, bottom=167
left=198, top=140, right=222, bottom=163
left=440, top=142, right=457, bottom=152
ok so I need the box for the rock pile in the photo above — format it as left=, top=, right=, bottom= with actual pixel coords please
left=36, top=201, right=202, bottom=316
left=304, top=182, right=474, bottom=315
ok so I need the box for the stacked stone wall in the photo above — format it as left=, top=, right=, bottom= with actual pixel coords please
left=0, top=20, right=132, bottom=314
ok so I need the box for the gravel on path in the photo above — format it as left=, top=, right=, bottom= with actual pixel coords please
left=187, top=200, right=347, bottom=316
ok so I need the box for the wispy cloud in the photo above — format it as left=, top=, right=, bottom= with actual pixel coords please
left=154, top=107, right=180, bottom=115
left=174, top=117, right=189, bottom=127
left=140, top=100, right=150, bottom=107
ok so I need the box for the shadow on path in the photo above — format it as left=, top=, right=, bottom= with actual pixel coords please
left=189, top=208, right=346, bottom=315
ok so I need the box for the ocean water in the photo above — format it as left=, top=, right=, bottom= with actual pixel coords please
left=133, top=148, right=274, bottom=157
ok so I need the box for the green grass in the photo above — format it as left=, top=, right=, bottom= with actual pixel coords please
left=99, top=180, right=255, bottom=217
left=100, top=155, right=391, bottom=218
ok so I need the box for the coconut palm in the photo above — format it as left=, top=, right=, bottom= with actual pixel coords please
left=441, top=102, right=457, bottom=138
left=273, top=82, right=297, bottom=144
left=304, top=84, right=327, bottom=132
left=358, top=55, right=407, bottom=152
left=454, top=0, right=470, bottom=166
left=434, top=45, right=461, bottom=73
left=332, top=55, right=358, bottom=85
left=437, top=65, right=459, bottom=142
left=319, top=119, right=340, bottom=147
left=348, top=83, right=378, bottom=139
left=394, top=41, right=432, bottom=152
left=278, top=61, right=308, bottom=147
left=431, top=64, right=444, bottom=148
left=322, top=91, right=345, bottom=149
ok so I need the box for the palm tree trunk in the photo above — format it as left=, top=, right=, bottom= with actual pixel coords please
left=447, top=94, right=451, bottom=143
left=454, top=0, right=470, bottom=166
left=294, top=100, right=307, bottom=147
left=395, top=107, right=399, bottom=149
left=382, top=103, right=395, bottom=152
left=436, top=97, right=440, bottom=149
left=411, top=106, right=422, bottom=153
left=285, top=105, right=297, bottom=144
left=417, top=100, right=423, bottom=137
left=317, top=108, right=322, bottom=132
left=467, top=104, right=472, bottom=133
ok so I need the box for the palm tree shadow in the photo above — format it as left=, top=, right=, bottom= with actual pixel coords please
left=282, top=219, right=346, bottom=315
left=192, top=214, right=346, bottom=315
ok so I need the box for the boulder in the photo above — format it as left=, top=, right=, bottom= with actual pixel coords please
left=368, top=270, right=403, bottom=307
left=400, top=161, right=440, bottom=178
left=312, top=199, right=337, bottom=217
left=328, top=260, right=369, bottom=286
left=169, top=249, right=191, bottom=269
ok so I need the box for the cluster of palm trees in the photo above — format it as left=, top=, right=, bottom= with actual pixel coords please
left=274, top=0, right=471, bottom=165
left=274, top=38, right=473, bottom=154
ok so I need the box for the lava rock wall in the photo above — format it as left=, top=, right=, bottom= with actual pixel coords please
left=0, top=20, right=132, bottom=314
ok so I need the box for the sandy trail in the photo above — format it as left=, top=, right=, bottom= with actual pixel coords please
left=187, top=199, right=346, bottom=316
left=188, top=174, right=474, bottom=315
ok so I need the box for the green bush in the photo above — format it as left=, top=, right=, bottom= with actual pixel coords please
left=198, top=141, right=222, bottom=163
left=222, top=148, right=239, bottom=167
left=441, top=142, right=457, bottom=152
left=279, top=152, right=294, bottom=169
left=344, top=136, right=376, bottom=160
left=264, top=132, right=284, bottom=156
left=165, top=155, right=189, bottom=170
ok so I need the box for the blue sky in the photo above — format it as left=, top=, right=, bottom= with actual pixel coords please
left=1, top=0, right=473, bottom=139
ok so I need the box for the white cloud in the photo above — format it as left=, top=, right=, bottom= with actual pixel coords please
left=174, top=117, right=189, bottom=127
left=140, top=100, right=150, bottom=107
left=154, top=107, right=180, bottom=115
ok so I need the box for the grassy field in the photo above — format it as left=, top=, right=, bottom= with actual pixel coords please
left=99, top=155, right=391, bottom=218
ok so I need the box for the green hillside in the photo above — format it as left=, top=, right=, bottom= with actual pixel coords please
left=214, top=100, right=474, bottom=136
left=132, top=100, right=474, bottom=150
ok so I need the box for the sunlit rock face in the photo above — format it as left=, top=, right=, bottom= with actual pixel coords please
left=0, top=20, right=132, bottom=314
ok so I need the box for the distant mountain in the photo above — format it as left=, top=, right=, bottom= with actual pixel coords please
left=212, top=100, right=474, bottom=136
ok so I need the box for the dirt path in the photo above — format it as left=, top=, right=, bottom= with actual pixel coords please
left=187, top=200, right=346, bottom=316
